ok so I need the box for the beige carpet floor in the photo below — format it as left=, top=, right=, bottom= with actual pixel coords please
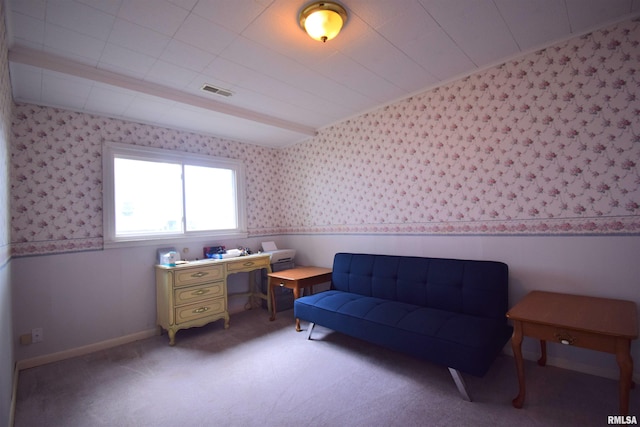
left=14, top=308, right=638, bottom=427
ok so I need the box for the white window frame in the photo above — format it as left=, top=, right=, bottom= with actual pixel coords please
left=103, top=142, right=247, bottom=247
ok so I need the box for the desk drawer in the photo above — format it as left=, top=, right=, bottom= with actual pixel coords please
left=174, top=282, right=224, bottom=306
left=226, top=256, right=270, bottom=273
left=522, top=322, right=617, bottom=354
left=175, top=298, right=226, bottom=325
left=174, top=265, right=224, bottom=287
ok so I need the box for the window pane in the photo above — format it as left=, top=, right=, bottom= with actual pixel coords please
left=184, top=165, right=237, bottom=231
left=114, top=158, right=183, bottom=236
left=104, top=142, right=246, bottom=245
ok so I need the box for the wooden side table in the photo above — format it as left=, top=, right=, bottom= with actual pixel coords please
left=507, top=290, right=638, bottom=415
left=268, top=266, right=332, bottom=331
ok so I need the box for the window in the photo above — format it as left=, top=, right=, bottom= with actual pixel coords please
left=103, top=142, right=246, bottom=246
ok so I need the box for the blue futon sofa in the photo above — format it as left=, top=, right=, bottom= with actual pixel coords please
left=294, top=253, right=512, bottom=400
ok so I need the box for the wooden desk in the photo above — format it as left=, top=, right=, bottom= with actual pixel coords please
left=268, top=266, right=332, bottom=331
left=507, top=291, right=638, bottom=415
left=155, top=254, right=272, bottom=345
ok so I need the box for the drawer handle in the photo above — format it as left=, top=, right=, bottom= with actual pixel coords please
left=192, top=307, right=210, bottom=314
left=191, top=272, right=208, bottom=278
left=554, top=333, right=576, bottom=345
left=192, top=289, right=210, bottom=296
left=243, top=261, right=254, bottom=267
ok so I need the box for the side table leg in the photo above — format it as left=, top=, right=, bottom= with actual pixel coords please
left=615, top=338, right=633, bottom=415
left=269, top=280, right=277, bottom=321
left=293, top=285, right=302, bottom=332
left=538, top=340, right=547, bottom=366
left=511, top=321, right=526, bottom=409
left=266, top=267, right=273, bottom=316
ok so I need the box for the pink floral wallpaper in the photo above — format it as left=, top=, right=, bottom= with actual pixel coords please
left=10, top=109, right=279, bottom=256
left=277, top=18, right=640, bottom=236
left=9, top=18, right=640, bottom=257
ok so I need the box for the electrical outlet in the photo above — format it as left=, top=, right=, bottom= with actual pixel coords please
left=32, top=328, right=43, bottom=343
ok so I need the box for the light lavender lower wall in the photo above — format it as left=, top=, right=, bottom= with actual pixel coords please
left=11, top=231, right=640, bottom=382
left=11, top=235, right=285, bottom=362
left=282, top=233, right=640, bottom=382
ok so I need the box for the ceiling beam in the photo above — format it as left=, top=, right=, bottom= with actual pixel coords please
left=8, top=46, right=317, bottom=137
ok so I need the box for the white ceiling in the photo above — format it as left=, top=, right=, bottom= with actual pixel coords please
left=6, top=0, right=640, bottom=148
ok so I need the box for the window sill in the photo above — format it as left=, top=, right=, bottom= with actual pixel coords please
left=103, top=231, right=249, bottom=250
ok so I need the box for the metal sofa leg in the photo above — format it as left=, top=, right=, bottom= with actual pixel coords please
left=306, top=322, right=315, bottom=340
left=448, top=368, right=472, bottom=402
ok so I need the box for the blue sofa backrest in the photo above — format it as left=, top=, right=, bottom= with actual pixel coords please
left=331, top=253, right=509, bottom=320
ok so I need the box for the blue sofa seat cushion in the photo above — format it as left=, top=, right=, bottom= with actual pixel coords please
left=295, top=290, right=512, bottom=376
left=294, top=253, right=511, bottom=377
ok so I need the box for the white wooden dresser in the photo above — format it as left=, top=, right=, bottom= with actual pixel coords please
left=155, top=253, right=271, bottom=345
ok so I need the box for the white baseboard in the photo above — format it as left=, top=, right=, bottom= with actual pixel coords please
left=16, top=328, right=160, bottom=371
left=14, top=307, right=263, bottom=373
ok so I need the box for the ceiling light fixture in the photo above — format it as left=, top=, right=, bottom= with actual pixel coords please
left=299, top=1, right=348, bottom=43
